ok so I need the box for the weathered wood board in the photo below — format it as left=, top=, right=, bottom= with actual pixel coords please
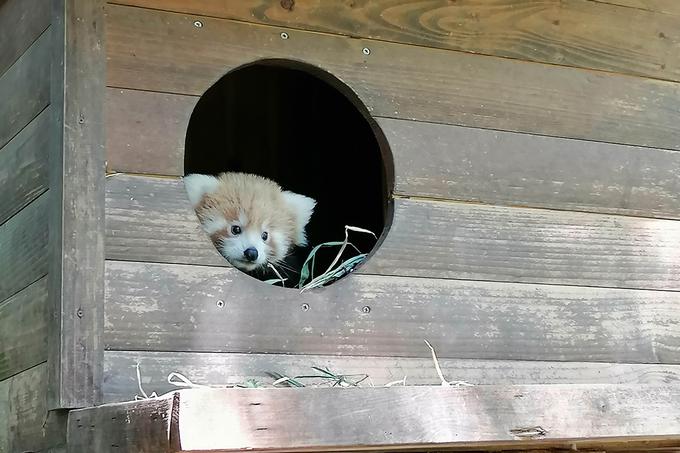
left=105, top=175, right=680, bottom=291
left=109, top=0, right=680, bottom=83
left=106, top=88, right=680, bottom=220
left=0, top=26, right=50, bottom=151
left=68, top=386, right=680, bottom=452
left=103, top=350, right=680, bottom=404
left=0, top=194, right=48, bottom=304
left=0, top=277, right=47, bottom=381
left=0, top=107, right=50, bottom=226
left=0, top=0, right=50, bottom=77
left=0, top=363, right=67, bottom=453
left=106, top=4, right=680, bottom=151
left=48, top=0, right=106, bottom=409
left=104, top=260, right=680, bottom=363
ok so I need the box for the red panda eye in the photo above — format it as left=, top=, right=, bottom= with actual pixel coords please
left=261, top=232, right=268, bottom=241
left=231, top=225, right=241, bottom=235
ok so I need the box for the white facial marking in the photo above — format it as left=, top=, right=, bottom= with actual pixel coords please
left=201, top=215, right=229, bottom=235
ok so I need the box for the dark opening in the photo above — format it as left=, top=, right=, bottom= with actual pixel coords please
left=184, top=59, right=393, bottom=286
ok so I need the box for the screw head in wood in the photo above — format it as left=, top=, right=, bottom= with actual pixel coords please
left=301, top=303, right=310, bottom=311
left=280, top=32, right=289, bottom=40
left=216, top=300, right=225, bottom=308
left=76, top=308, right=84, bottom=318
left=362, top=305, right=371, bottom=314
left=362, top=47, right=371, bottom=55
left=193, top=20, right=203, bottom=28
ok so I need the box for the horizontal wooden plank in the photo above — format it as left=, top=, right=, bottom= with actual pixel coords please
left=111, top=0, right=680, bottom=82
left=106, top=88, right=195, bottom=175
left=0, top=363, right=67, bottom=453
left=0, top=25, right=51, bottom=151
left=106, top=4, right=680, bottom=151
left=104, top=260, right=680, bottom=363
left=69, top=385, right=680, bottom=452
left=0, top=277, right=47, bottom=381
left=0, top=106, right=50, bottom=225
left=103, top=350, right=680, bottom=404
left=106, top=174, right=680, bottom=291
left=0, top=193, right=49, bottom=303
left=106, top=88, right=680, bottom=219
left=598, top=0, right=680, bottom=15
left=0, top=0, right=50, bottom=77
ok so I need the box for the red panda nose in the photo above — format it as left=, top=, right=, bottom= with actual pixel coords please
left=243, top=247, right=258, bottom=262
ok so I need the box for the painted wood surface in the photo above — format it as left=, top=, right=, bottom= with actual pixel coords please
left=106, top=4, right=680, bottom=151
left=0, top=278, right=47, bottom=382
left=105, top=260, right=680, bottom=363
left=68, top=386, right=680, bottom=452
left=0, top=107, right=50, bottom=226
left=0, top=193, right=48, bottom=304
left=48, top=0, right=106, bottom=409
left=106, top=88, right=680, bottom=220
left=103, top=350, right=680, bottom=404
left=0, top=0, right=50, bottom=77
left=0, top=363, right=67, bottom=453
left=0, top=26, right=51, bottom=151
left=106, top=175, right=680, bottom=291
left=109, top=0, right=680, bottom=83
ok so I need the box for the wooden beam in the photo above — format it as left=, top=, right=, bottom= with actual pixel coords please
left=104, top=260, right=680, bottom=363
left=105, top=4, right=680, bottom=152
left=48, top=0, right=106, bottom=409
left=105, top=175, right=680, bottom=292
left=108, top=0, right=680, bottom=82
left=102, top=350, right=680, bottom=404
left=67, top=385, right=680, bottom=452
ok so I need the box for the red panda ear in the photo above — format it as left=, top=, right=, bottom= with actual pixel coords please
left=282, top=191, right=316, bottom=246
left=183, top=174, right=220, bottom=208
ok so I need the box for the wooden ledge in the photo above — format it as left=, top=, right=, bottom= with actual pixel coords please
left=67, top=385, right=680, bottom=452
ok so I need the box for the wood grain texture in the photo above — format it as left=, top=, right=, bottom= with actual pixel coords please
left=0, top=26, right=51, bottom=151
left=104, top=260, right=680, bottom=363
left=103, top=350, right=680, bottom=404
left=106, top=4, right=680, bottom=151
left=596, top=0, right=680, bottom=15
left=106, top=175, right=680, bottom=291
left=0, top=193, right=48, bottom=304
left=384, top=117, right=680, bottom=220
left=0, top=364, right=67, bottom=453
left=106, top=88, right=196, bottom=175
left=69, top=386, right=680, bottom=452
left=0, top=0, right=50, bottom=77
left=0, top=278, right=48, bottom=382
left=48, top=0, right=106, bottom=409
left=105, top=88, right=680, bottom=220
left=110, top=0, right=680, bottom=82
left=66, top=395, right=174, bottom=453
left=0, top=107, right=50, bottom=226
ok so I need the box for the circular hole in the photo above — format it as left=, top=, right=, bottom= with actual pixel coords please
left=184, top=59, right=394, bottom=289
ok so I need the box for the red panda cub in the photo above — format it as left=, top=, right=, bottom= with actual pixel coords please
left=183, top=172, right=316, bottom=273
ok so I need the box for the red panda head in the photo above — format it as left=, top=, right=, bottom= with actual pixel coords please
left=184, top=172, right=316, bottom=272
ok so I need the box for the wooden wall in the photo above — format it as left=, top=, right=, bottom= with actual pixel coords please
left=103, top=1, right=680, bottom=402
left=0, top=0, right=64, bottom=450
left=0, top=0, right=104, bottom=450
